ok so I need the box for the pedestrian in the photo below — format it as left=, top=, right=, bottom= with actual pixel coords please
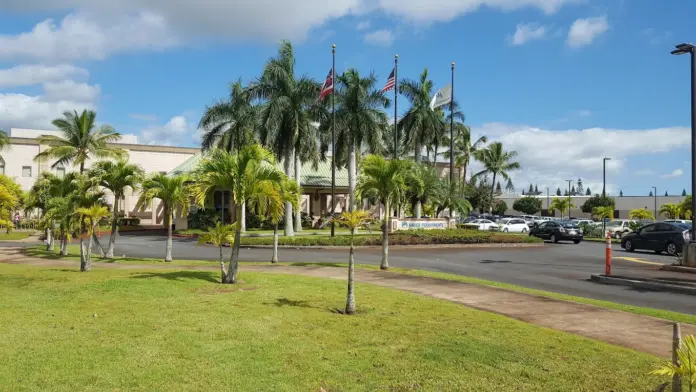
left=14, top=212, right=20, bottom=230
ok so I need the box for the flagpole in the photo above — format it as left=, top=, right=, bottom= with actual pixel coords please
left=449, top=62, right=455, bottom=185
left=394, top=54, right=398, bottom=160
left=331, top=44, right=336, bottom=238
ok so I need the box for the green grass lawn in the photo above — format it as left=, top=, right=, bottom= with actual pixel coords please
left=0, top=263, right=662, bottom=391
left=0, top=231, right=32, bottom=240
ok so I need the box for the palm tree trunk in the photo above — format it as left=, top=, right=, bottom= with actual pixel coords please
left=165, top=208, right=173, bottom=262
left=226, top=203, right=243, bottom=283
left=60, top=236, right=68, bottom=256
left=433, top=145, right=438, bottom=168
left=86, top=225, right=94, bottom=263
left=414, top=141, right=421, bottom=164
left=283, top=148, right=295, bottom=237
left=272, top=222, right=279, bottom=263
left=348, top=138, right=357, bottom=213
left=240, top=203, right=246, bottom=233
left=345, top=234, right=356, bottom=314
left=490, top=173, right=497, bottom=214
left=79, top=237, right=90, bottom=272
left=107, top=197, right=118, bottom=258
left=381, top=200, right=390, bottom=270
left=93, top=234, right=106, bottom=258
left=294, top=153, right=302, bottom=232
left=46, top=227, right=53, bottom=251
left=219, top=246, right=228, bottom=282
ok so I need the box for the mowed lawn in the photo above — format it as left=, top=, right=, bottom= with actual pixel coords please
left=0, top=263, right=662, bottom=391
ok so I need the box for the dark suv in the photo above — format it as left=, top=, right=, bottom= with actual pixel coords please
left=621, top=222, right=690, bottom=255
left=529, top=220, right=583, bottom=244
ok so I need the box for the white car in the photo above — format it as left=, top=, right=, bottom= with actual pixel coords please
left=471, top=219, right=499, bottom=231
left=572, top=219, right=594, bottom=226
left=499, top=218, right=529, bottom=233
left=534, top=216, right=553, bottom=224
left=605, top=220, right=636, bottom=239
left=665, top=219, right=691, bottom=224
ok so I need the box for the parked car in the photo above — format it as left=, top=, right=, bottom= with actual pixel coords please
left=499, top=218, right=529, bottom=233
left=620, top=222, right=691, bottom=255
left=605, top=220, right=635, bottom=239
left=572, top=219, right=594, bottom=226
left=470, top=219, right=499, bottom=231
left=664, top=219, right=691, bottom=224
left=529, top=220, right=583, bottom=244
left=534, top=216, right=553, bottom=224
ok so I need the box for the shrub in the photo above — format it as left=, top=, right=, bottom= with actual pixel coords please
left=237, top=229, right=543, bottom=246
left=492, top=200, right=507, bottom=215
left=188, top=209, right=220, bottom=230
left=581, top=196, right=615, bottom=214
left=118, top=217, right=140, bottom=226
left=457, top=223, right=480, bottom=230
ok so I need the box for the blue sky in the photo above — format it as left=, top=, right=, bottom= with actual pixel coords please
left=0, top=0, right=694, bottom=196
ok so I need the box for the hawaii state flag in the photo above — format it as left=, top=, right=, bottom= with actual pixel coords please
left=317, top=69, right=334, bottom=102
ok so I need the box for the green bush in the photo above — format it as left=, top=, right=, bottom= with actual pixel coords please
left=188, top=209, right=220, bottom=230
left=456, top=223, right=480, bottom=230
left=237, top=229, right=542, bottom=246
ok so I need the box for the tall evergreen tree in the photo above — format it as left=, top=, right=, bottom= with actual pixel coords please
left=576, top=178, right=584, bottom=196
left=683, top=189, right=688, bottom=197
left=649, top=191, right=653, bottom=197
left=534, top=184, right=539, bottom=195
left=563, top=189, right=569, bottom=196
left=495, top=181, right=503, bottom=195
left=571, top=185, right=576, bottom=195
left=665, top=191, right=669, bottom=197
left=619, top=190, right=624, bottom=197
left=528, top=184, right=534, bottom=194
left=505, top=178, right=514, bottom=194
left=586, top=188, right=592, bottom=196
left=556, top=187, right=561, bottom=196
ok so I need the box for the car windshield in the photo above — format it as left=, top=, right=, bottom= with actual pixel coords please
left=605, top=221, right=623, bottom=227
left=559, top=222, right=579, bottom=228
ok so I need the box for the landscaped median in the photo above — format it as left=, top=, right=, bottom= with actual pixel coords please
left=177, top=228, right=543, bottom=248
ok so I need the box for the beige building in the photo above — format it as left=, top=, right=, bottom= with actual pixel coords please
left=5, top=128, right=199, bottom=225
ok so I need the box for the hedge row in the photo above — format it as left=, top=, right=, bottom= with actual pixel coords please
left=236, top=229, right=542, bottom=247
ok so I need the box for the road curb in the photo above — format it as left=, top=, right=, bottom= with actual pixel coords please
left=238, top=243, right=545, bottom=250
left=661, top=265, right=696, bottom=274
left=590, top=274, right=696, bottom=295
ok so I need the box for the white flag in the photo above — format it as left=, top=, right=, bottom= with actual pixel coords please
left=429, top=84, right=452, bottom=110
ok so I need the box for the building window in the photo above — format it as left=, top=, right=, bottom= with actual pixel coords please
left=56, top=167, right=65, bottom=179
left=22, top=166, right=32, bottom=178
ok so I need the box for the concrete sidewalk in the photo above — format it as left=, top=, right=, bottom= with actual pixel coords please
left=1, top=246, right=694, bottom=358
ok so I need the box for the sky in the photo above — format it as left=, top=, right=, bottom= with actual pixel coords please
left=0, top=0, right=694, bottom=197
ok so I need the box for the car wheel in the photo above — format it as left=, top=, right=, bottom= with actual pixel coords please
left=573, top=240, right=581, bottom=244
left=550, top=234, right=558, bottom=243
left=666, top=242, right=678, bottom=256
left=624, top=239, right=634, bottom=252
left=503, top=228, right=508, bottom=233
left=522, top=228, right=528, bottom=233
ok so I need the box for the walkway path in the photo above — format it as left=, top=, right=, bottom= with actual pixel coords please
left=1, top=246, right=693, bottom=358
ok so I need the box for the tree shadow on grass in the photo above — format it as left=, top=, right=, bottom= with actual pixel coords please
left=130, top=271, right=218, bottom=283
left=271, top=297, right=313, bottom=308
left=289, top=262, right=345, bottom=268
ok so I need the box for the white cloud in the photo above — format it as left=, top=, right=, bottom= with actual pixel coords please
left=129, top=113, right=158, bottom=122
left=140, top=115, right=198, bottom=146
left=1, top=0, right=579, bottom=55
left=364, top=29, right=395, bottom=46
left=469, top=123, right=689, bottom=196
left=0, top=64, right=88, bottom=88
left=0, top=92, right=96, bottom=131
left=509, top=22, right=548, bottom=45
left=661, top=169, right=684, bottom=179
left=567, top=16, right=608, bottom=48
left=43, top=80, right=100, bottom=102
left=0, top=11, right=179, bottom=62
left=356, top=21, right=371, bottom=30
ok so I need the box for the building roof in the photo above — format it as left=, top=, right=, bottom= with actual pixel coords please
left=168, top=153, right=349, bottom=188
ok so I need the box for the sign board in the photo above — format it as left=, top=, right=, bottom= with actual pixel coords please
left=389, top=218, right=454, bottom=232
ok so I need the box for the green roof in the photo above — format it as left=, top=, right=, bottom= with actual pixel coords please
left=168, top=153, right=348, bottom=188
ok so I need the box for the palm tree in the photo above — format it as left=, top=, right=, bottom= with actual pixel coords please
left=398, top=68, right=444, bottom=164
left=629, top=208, right=655, bottom=221
left=334, top=210, right=372, bottom=315
left=651, top=334, right=696, bottom=392
left=432, top=179, right=473, bottom=218
left=660, top=203, right=683, bottom=219
left=405, top=163, right=439, bottom=218
left=25, top=172, right=61, bottom=250
left=356, top=155, right=410, bottom=270
left=34, top=110, right=126, bottom=173
left=591, top=206, right=614, bottom=222
left=199, top=80, right=258, bottom=153
left=196, top=222, right=236, bottom=282
left=548, top=197, right=574, bottom=219
left=248, top=178, right=299, bottom=263
left=75, top=204, right=109, bottom=272
left=442, top=123, right=487, bottom=186
left=0, top=129, right=9, bottom=164
left=249, top=41, right=320, bottom=236
left=90, top=159, right=144, bottom=258
left=136, top=174, right=192, bottom=262
left=192, top=145, right=287, bottom=283
left=328, top=69, right=390, bottom=213
left=472, top=142, right=520, bottom=207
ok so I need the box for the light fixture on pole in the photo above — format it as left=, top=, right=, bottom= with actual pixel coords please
left=671, top=42, right=696, bottom=241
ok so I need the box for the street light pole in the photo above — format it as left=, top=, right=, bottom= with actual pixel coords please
left=652, top=186, right=657, bottom=220
left=671, top=42, right=696, bottom=241
left=603, top=157, right=611, bottom=197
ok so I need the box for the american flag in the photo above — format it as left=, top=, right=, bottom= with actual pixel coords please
left=381, top=68, right=396, bottom=93
left=317, top=69, right=334, bottom=102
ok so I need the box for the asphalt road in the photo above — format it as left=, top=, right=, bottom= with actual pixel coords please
left=8, top=233, right=696, bottom=314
